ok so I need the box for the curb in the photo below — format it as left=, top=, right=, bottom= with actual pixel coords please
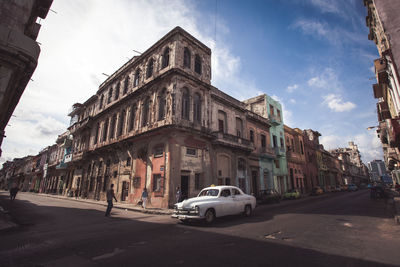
left=23, top=192, right=174, bottom=215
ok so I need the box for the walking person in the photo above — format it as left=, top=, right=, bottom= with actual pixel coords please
left=175, top=186, right=181, bottom=203
left=141, top=187, right=148, bottom=209
left=105, top=184, right=117, bottom=217
left=10, top=185, right=19, bottom=201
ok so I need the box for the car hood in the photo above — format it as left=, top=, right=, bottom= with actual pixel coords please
left=176, top=196, right=218, bottom=208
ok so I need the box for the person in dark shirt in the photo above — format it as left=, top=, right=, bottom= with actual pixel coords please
left=10, top=186, right=19, bottom=200
left=141, top=188, right=148, bottom=209
left=105, top=184, right=117, bottom=217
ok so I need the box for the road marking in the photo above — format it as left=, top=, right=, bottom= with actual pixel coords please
left=92, top=248, right=125, bottom=260
left=343, top=222, right=353, bottom=227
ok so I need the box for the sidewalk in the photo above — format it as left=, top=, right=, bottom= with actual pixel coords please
left=24, top=192, right=174, bottom=215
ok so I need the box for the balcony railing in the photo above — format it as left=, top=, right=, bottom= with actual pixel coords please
left=269, top=114, right=282, bottom=125
left=212, top=132, right=252, bottom=151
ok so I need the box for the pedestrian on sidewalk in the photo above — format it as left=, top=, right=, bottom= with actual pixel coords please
left=175, top=186, right=181, bottom=203
left=141, top=187, right=148, bottom=209
left=105, top=184, right=117, bottom=217
left=10, top=185, right=19, bottom=201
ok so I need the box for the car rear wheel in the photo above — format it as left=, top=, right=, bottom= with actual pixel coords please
left=244, top=204, right=252, bottom=217
left=204, top=209, right=215, bottom=224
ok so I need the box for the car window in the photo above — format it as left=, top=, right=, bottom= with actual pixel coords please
left=220, top=189, right=231, bottom=197
left=232, top=189, right=241, bottom=195
left=198, top=189, right=219, bottom=197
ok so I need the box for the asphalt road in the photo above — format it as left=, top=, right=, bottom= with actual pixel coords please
left=0, top=190, right=399, bottom=267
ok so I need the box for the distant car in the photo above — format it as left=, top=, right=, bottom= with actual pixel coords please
left=257, top=189, right=281, bottom=204
left=334, top=185, right=342, bottom=192
left=171, top=186, right=256, bottom=224
left=347, top=184, right=358, bottom=191
left=342, top=184, right=349, bottom=191
left=310, top=186, right=323, bottom=196
left=283, top=189, right=300, bottom=199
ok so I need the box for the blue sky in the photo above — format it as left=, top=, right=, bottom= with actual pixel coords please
left=0, top=0, right=382, bottom=166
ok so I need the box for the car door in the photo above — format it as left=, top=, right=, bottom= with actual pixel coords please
left=232, top=188, right=246, bottom=214
left=219, top=189, right=234, bottom=216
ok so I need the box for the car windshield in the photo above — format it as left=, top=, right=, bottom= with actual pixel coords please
left=198, top=189, right=219, bottom=197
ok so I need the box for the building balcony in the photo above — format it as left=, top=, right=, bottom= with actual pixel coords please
left=286, top=150, right=305, bottom=163
left=274, top=146, right=286, bottom=156
left=211, top=132, right=253, bottom=152
left=259, top=146, right=276, bottom=159
left=373, top=84, right=383, bottom=98
left=69, top=116, right=92, bottom=134
left=269, top=114, right=282, bottom=126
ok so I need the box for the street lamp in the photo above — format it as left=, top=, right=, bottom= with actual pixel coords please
left=367, top=126, right=379, bottom=130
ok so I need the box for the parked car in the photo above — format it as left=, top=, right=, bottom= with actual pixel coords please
left=283, top=189, right=301, bottom=199
left=310, top=186, right=323, bottom=196
left=171, top=186, right=256, bottom=224
left=334, top=185, right=342, bottom=192
left=342, top=184, right=349, bottom=191
left=347, top=184, right=358, bottom=191
left=257, top=189, right=281, bottom=204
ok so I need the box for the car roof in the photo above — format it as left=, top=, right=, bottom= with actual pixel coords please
left=200, top=185, right=242, bottom=191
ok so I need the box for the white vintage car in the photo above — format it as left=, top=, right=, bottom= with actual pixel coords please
left=171, top=185, right=256, bottom=223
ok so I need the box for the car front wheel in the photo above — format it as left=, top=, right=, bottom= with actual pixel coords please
left=204, top=209, right=215, bottom=224
left=244, top=204, right=252, bottom=217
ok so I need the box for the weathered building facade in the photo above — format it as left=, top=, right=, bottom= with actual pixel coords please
left=51, top=27, right=279, bottom=208
left=303, top=129, right=321, bottom=192
left=284, top=126, right=306, bottom=193
left=0, top=0, right=53, bottom=156
left=364, top=0, right=400, bottom=184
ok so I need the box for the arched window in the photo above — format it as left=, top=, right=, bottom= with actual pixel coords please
left=249, top=129, right=254, bottom=143
left=184, top=47, right=191, bottom=68
left=134, top=69, right=141, bottom=87
left=236, top=117, right=243, bottom=137
left=129, top=105, right=136, bottom=131
left=123, top=76, right=129, bottom=95
left=162, top=47, right=170, bottom=69
left=115, top=83, right=120, bottom=100
left=110, top=114, right=117, bottom=139
left=107, top=87, right=113, bottom=104
left=158, top=89, right=166, bottom=121
left=181, top=88, right=190, bottom=120
left=194, top=54, right=202, bottom=74
left=117, top=109, right=125, bottom=137
left=193, top=93, right=201, bottom=123
left=218, top=110, right=227, bottom=133
left=142, top=97, right=150, bottom=126
left=102, top=119, right=109, bottom=142
left=99, top=94, right=104, bottom=109
left=146, top=58, right=154, bottom=78
left=94, top=123, right=100, bottom=144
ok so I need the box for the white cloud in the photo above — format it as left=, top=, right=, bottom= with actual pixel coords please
left=322, top=94, right=356, bottom=112
left=286, top=84, right=299, bottom=93
left=292, top=18, right=365, bottom=45
left=310, top=0, right=340, bottom=14
left=290, top=99, right=296, bottom=104
left=293, top=19, right=329, bottom=37
left=308, top=68, right=338, bottom=89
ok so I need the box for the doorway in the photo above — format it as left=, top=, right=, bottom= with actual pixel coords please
left=181, top=175, right=189, bottom=201
left=251, top=171, right=258, bottom=196
left=121, top=181, right=129, bottom=201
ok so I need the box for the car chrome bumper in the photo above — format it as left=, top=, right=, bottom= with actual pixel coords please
left=171, top=214, right=203, bottom=220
